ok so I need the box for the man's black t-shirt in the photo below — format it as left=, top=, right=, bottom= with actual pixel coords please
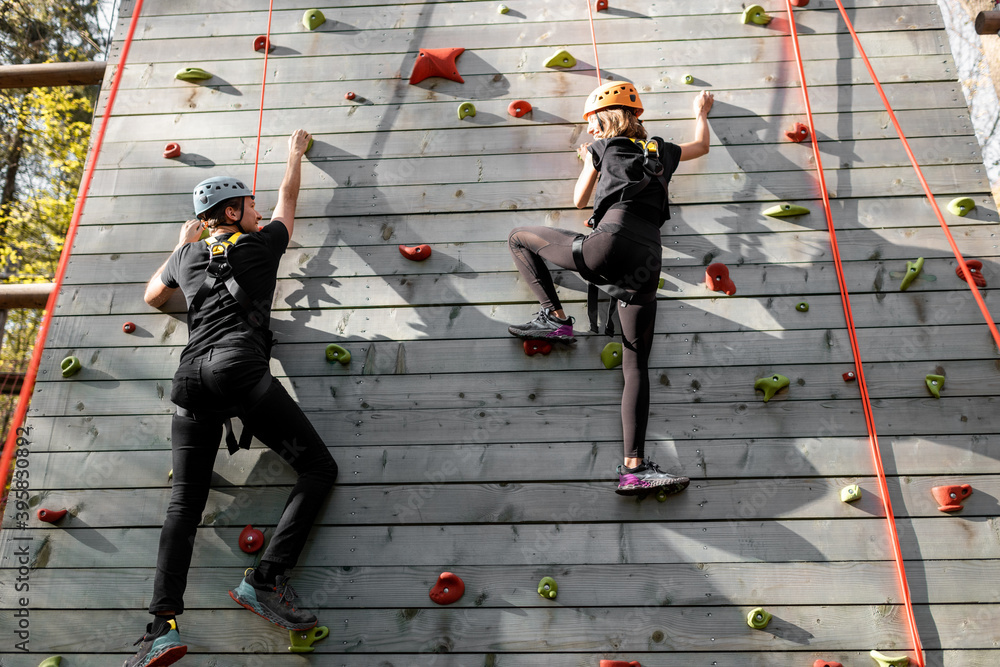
left=161, top=220, right=289, bottom=362
left=588, top=136, right=682, bottom=226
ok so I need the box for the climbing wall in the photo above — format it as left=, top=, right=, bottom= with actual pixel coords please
left=2, top=0, right=1000, bottom=664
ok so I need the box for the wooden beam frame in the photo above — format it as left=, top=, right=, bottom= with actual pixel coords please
left=976, top=11, right=1000, bottom=35
left=0, top=61, right=106, bottom=89
left=0, top=283, right=53, bottom=309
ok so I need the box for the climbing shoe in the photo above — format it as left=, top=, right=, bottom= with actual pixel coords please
left=123, top=618, right=187, bottom=667
left=229, top=571, right=318, bottom=631
left=508, top=308, right=575, bottom=341
left=616, top=458, right=690, bottom=496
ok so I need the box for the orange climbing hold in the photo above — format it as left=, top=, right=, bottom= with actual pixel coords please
left=786, top=122, right=809, bottom=142
left=253, top=35, right=274, bottom=53
left=37, top=508, right=67, bottom=523
left=814, top=661, right=842, bottom=667
left=239, top=525, right=265, bottom=553
left=704, top=263, right=736, bottom=295
left=429, top=572, right=465, bottom=604
left=345, top=91, right=356, bottom=100
left=956, top=259, right=987, bottom=287
left=399, top=244, right=432, bottom=261
left=599, top=661, right=640, bottom=667
left=508, top=100, right=532, bottom=117
left=523, top=340, right=552, bottom=356
left=409, top=47, right=465, bottom=84
left=163, top=143, right=181, bottom=159
left=931, top=484, right=972, bottom=512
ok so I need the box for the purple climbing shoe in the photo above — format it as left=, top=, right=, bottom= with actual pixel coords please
left=508, top=308, right=575, bottom=341
left=616, top=459, right=690, bottom=496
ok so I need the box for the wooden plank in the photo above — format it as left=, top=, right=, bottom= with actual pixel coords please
left=0, top=61, right=106, bottom=89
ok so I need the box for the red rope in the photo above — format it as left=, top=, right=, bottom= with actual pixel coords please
left=784, top=3, right=924, bottom=664
left=0, top=0, right=147, bottom=498
left=584, top=0, right=602, bottom=82
left=832, top=0, right=1000, bottom=350
left=251, top=0, right=275, bottom=195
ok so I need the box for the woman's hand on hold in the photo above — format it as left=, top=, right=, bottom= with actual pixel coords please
left=693, top=90, right=714, bottom=117
left=288, top=129, right=311, bottom=158
left=179, top=218, right=204, bottom=245
left=576, top=142, right=592, bottom=161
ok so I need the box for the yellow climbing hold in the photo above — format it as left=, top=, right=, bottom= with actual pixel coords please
left=925, top=374, right=945, bottom=399
left=457, top=102, right=477, bottom=120
left=174, top=67, right=212, bottom=82
left=870, top=649, right=910, bottom=667
left=947, top=197, right=976, bottom=217
left=326, top=344, right=351, bottom=365
left=763, top=203, right=810, bottom=217
left=746, top=607, right=772, bottom=629
left=899, top=257, right=924, bottom=291
left=754, top=373, right=789, bottom=402
left=289, top=625, right=329, bottom=653
left=37, top=658, right=62, bottom=667
left=544, top=49, right=577, bottom=68
left=840, top=484, right=861, bottom=503
left=303, top=9, right=325, bottom=30
left=741, top=4, right=772, bottom=24
left=601, top=342, right=623, bottom=369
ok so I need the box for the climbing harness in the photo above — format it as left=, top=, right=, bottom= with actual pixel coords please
left=784, top=2, right=925, bottom=664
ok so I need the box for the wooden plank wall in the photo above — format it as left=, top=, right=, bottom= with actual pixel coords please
left=2, top=0, right=1000, bottom=664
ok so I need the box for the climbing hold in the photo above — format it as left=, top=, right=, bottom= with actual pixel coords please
left=302, top=9, right=325, bottom=30
left=523, top=340, right=553, bottom=356
left=956, top=259, right=987, bottom=287
left=925, top=374, right=945, bottom=399
left=239, top=525, right=265, bottom=554
left=253, top=35, right=273, bottom=53
left=683, top=74, right=694, bottom=85
left=741, top=4, right=772, bottom=24
left=786, top=122, right=809, bottom=142
left=746, top=607, right=772, bottom=629
left=537, top=576, right=558, bottom=599
left=947, top=197, right=976, bottom=217
left=931, top=483, right=972, bottom=512
left=842, top=371, right=856, bottom=382
left=498, top=4, right=509, bottom=13
left=60, top=356, right=81, bottom=378
left=122, top=322, right=136, bottom=334
left=795, top=302, right=809, bottom=312
left=168, top=469, right=173, bottom=480
left=174, top=67, right=212, bottom=82
left=457, top=102, right=477, bottom=120
left=429, top=572, right=465, bottom=604
left=37, top=508, right=67, bottom=523
left=325, top=343, right=351, bottom=365
left=656, top=488, right=669, bottom=502
left=409, top=47, right=465, bottom=84
left=544, top=49, right=577, bottom=68
left=163, top=142, right=181, bottom=159
left=345, top=91, right=356, bottom=100
left=399, top=244, right=432, bottom=261
left=792, top=0, right=810, bottom=5
left=813, top=661, right=842, bottom=667
left=596, top=0, right=609, bottom=10
left=288, top=626, right=329, bottom=653
left=754, top=373, right=790, bottom=402
left=899, top=257, right=924, bottom=291
left=869, top=649, right=909, bottom=667
left=704, top=263, right=736, bottom=296
left=508, top=100, right=532, bottom=117
left=763, top=203, right=810, bottom=217
left=37, top=658, right=62, bottom=667
left=840, top=484, right=861, bottom=503
left=601, top=342, right=623, bottom=369
left=599, top=662, right=641, bottom=667
left=658, top=277, right=665, bottom=289
left=305, top=137, right=314, bottom=154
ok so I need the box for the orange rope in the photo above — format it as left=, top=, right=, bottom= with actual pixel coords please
left=251, top=0, right=276, bottom=194
left=584, top=0, right=602, bottom=81
left=784, top=2, right=924, bottom=664
left=832, top=0, right=1000, bottom=350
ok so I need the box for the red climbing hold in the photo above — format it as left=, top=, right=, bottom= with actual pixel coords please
left=596, top=0, right=609, bottom=10
left=523, top=340, right=552, bottom=356
left=409, top=47, right=465, bottom=85
left=429, top=572, right=465, bottom=605
left=956, top=259, right=987, bottom=287
left=931, top=484, right=972, bottom=512
left=508, top=100, right=532, bottom=118
left=37, top=508, right=67, bottom=523
left=239, top=525, right=265, bottom=553
left=842, top=371, right=856, bottom=382
left=345, top=91, right=356, bottom=100
left=253, top=35, right=274, bottom=53
left=813, top=661, right=842, bottom=667
left=792, top=0, right=810, bottom=6
left=786, top=122, right=809, bottom=142
left=399, top=244, right=432, bottom=261
left=704, top=263, right=736, bottom=296
left=122, top=322, right=136, bottom=334
left=163, top=143, right=181, bottom=159
left=599, top=661, right=641, bottom=667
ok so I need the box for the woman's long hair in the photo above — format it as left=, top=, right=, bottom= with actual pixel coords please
left=593, top=106, right=647, bottom=140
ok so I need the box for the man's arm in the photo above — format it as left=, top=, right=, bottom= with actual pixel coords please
left=270, top=129, right=311, bottom=240
left=678, top=91, right=714, bottom=162
left=144, top=218, right=204, bottom=308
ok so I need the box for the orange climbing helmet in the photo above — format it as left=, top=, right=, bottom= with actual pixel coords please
left=583, top=81, right=643, bottom=119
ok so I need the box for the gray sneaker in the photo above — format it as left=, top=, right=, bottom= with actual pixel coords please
left=616, top=458, right=690, bottom=496
left=508, top=308, right=575, bottom=341
left=229, top=572, right=317, bottom=631
left=122, top=619, right=187, bottom=667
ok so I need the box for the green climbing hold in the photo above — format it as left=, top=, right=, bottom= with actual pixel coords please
left=174, top=67, right=212, bottom=82
left=947, top=197, right=976, bottom=217
left=289, top=625, right=329, bottom=653
left=870, top=649, right=910, bottom=667
left=754, top=373, right=789, bottom=402
left=840, top=484, right=861, bottom=503
left=537, top=576, right=558, bottom=599
left=302, top=9, right=325, bottom=30
left=741, top=4, right=772, bottom=24
left=601, top=342, right=623, bottom=369
left=683, top=74, right=694, bottom=85
left=658, top=277, right=665, bottom=289
left=60, top=356, right=81, bottom=378
left=795, top=302, right=809, bottom=312
left=37, top=658, right=62, bottom=667
left=498, top=3, right=510, bottom=13
left=457, top=102, right=477, bottom=120
left=306, top=137, right=314, bottom=153
left=656, top=488, right=669, bottom=502
left=925, top=374, right=945, bottom=399
left=763, top=203, right=810, bottom=217
left=168, top=468, right=173, bottom=481
left=326, top=344, right=351, bottom=365
left=899, top=257, right=924, bottom=291
left=544, top=49, right=577, bottom=68
left=746, top=607, right=772, bottom=629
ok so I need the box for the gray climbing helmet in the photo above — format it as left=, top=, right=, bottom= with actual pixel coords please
left=193, top=176, right=252, bottom=217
